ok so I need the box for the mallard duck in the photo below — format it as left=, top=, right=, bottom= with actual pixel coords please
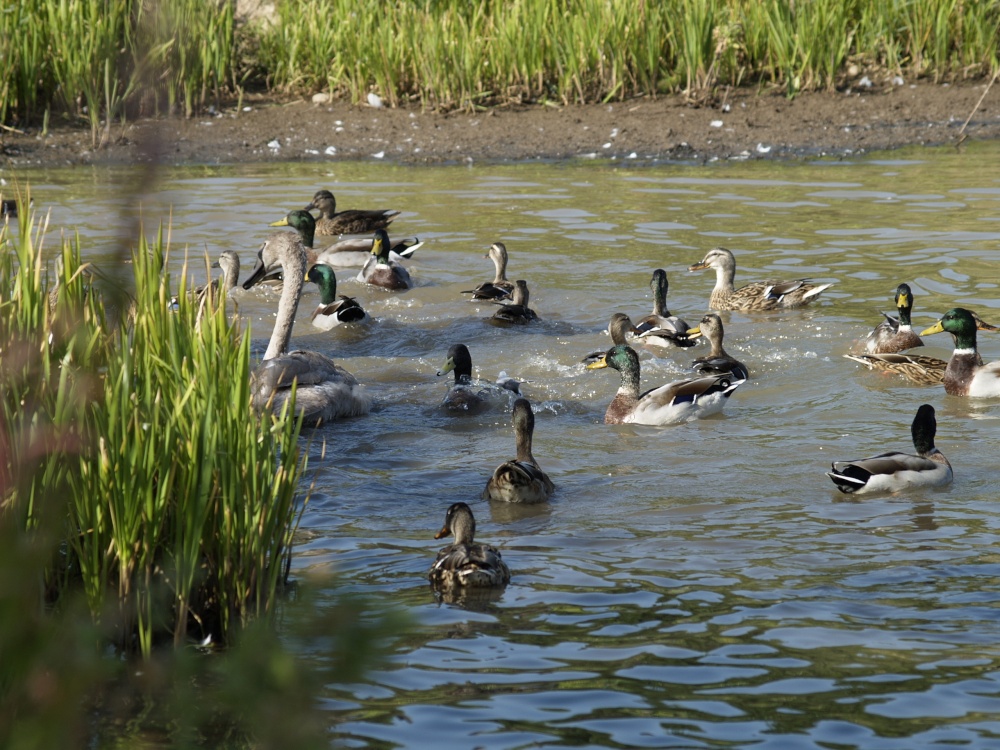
left=269, top=210, right=420, bottom=268
left=581, top=313, right=640, bottom=365
left=304, top=189, right=399, bottom=236
left=428, top=502, right=511, bottom=590
left=687, top=313, right=750, bottom=380
left=827, top=404, right=953, bottom=494
left=243, top=232, right=371, bottom=425
left=586, top=344, right=744, bottom=425
left=463, top=242, right=515, bottom=301
left=920, top=307, right=1000, bottom=397
left=306, top=263, right=368, bottom=329
left=864, top=283, right=924, bottom=354
left=490, top=280, right=538, bottom=325
left=843, top=353, right=948, bottom=386
left=482, top=398, right=555, bottom=504
left=437, top=343, right=489, bottom=411
left=688, top=247, right=833, bottom=311
left=356, top=229, right=413, bottom=290
left=846, top=311, right=998, bottom=384
left=633, top=269, right=695, bottom=347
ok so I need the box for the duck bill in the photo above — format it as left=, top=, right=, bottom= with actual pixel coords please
left=919, top=321, right=945, bottom=336
left=898, top=292, right=912, bottom=308
left=268, top=216, right=290, bottom=227
left=977, top=319, right=999, bottom=332
left=371, top=235, right=384, bottom=256
left=434, top=526, right=451, bottom=540
left=585, top=357, right=609, bottom=370
left=688, top=260, right=710, bottom=271
left=303, top=201, right=317, bottom=211
left=436, top=358, right=456, bottom=377
left=686, top=326, right=703, bottom=339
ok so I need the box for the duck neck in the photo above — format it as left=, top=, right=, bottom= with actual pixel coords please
left=514, top=417, right=536, bottom=465
left=264, top=245, right=305, bottom=360
left=222, top=259, right=240, bottom=289
left=617, top=357, right=642, bottom=400
left=897, top=303, right=913, bottom=329
left=652, top=277, right=668, bottom=317
left=318, top=274, right=337, bottom=305
left=715, top=261, right=736, bottom=295
left=451, top=512, right=476, bottom=545
left=491, top=248, right=508, bottom=284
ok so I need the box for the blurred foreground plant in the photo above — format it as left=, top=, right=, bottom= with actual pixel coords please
left=0, top=194, right=402, bottom=747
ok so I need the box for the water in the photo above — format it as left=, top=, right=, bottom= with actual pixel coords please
left=9, top=143, right=1000, bottom=748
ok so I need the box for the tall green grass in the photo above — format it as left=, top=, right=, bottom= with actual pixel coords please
left=1, top=202, right=305, bottom=656
left=1, top=0, right=998, bottom=126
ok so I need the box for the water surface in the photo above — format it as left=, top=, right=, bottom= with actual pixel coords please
left=8, top=144, right=1000, bottom=748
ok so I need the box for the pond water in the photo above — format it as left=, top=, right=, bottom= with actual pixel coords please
left=9, top=143, right=1000, bottom=748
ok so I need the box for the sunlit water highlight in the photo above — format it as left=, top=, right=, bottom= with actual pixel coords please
left=8, top=143, right=1000, bottom=748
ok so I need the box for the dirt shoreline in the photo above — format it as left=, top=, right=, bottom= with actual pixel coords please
left=2, top=81, right=999, bottom=168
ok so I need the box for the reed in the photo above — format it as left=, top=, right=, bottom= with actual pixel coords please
left=1, top=205, right=306, bottom=656
left=1, top=0, right=998, bottom=123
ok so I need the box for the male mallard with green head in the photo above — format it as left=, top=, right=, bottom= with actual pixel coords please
left=827, top=404, right=953, bottom=494
left=587, top=344, right=744, bottom=425
left=920, top=307, right=1000, bottom=397
left=305, top=263, right=368, bottom=329
left=633, top=269, right=695, bottom=347
left=864, top=283, right=923, bottom=354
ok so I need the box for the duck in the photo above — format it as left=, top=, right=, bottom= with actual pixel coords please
left=633, top=269, right=695, bottom=347
left=919, top=307, right=1000, bottom=397
left=437, top=344, right=490, bottom=411
left=581, top=313, right=640, bottom=365
left=864, top=283, right=924, bottom=354
left=490, top=280, right=538, bottom=325
left=826, top=404, right=953, bottom=494
left=845, top=310, right=999, bottom=384
left=688, top=246, right=833, bottom=311
left=428, top=502, right=511, bottom=590
left=462, top=242, right=515, bottom=301
left=686, top=313, right=750, bottom=380
left=843, top=352, right=948, bottom=386
left=586, top=344, right=744, bottom=425
left=304, top=189, right=399, bottom=236
left=482, top=398, right=555, bottom=504
left=356, top=229, right=413, bottom=290
left=306, top=263, right=368, bottom=329
left=269, top=209, right=420, bottom=269
left=242, top=231, right=371, bottom=425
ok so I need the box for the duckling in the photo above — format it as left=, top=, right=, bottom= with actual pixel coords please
left=490, top=280, right=538, bottom=325
left=482, top=398, right=555, bottom=504
left=306, top=263, right=368, bottom=329
left=688, top=247, right=832, bottom=311
left=270, top=209, right=420, bottom=268
left=429, top=502, right=511, bottom=590
left=633, top=269, right=695, bottom=347
left=581, top=313, right=640, bottom=365
left=437, top=344, right=489, bottom=411
left=356, top=229, right=413, bottom=290
left=687, top=313, right=750, bottom=380
left=304, top=189, right=399, bottom=236
left=827, top=404, right=953, bottom=494
left=463, top=242, right=515, bottom=301
left=920, top=307, right=1000, bottom=397
left=586, top=344, right=744, bottom=425
left=864, top=283, right=923, bottom=354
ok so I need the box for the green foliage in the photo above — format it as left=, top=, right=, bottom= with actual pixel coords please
left=0, top=201, right=305, bottom=656
left=0, top=0, right=998, bottom=121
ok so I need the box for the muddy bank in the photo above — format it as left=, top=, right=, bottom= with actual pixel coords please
left=2, top=80, right=999, bottom=168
